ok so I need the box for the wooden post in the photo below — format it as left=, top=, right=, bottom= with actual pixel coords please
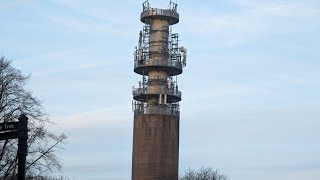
left=18, top=114, right=28, bottom=180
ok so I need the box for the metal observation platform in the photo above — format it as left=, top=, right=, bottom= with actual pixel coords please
left=140, top=2, right=179, bottom=25
left=132, top=0, right=187, bottom=117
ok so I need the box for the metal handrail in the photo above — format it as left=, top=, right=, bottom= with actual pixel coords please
left=133, top=101, right=180, bottom=116
left=142, top=0, right=178, bottom=12
left=134, top=58, right=183, bottom=70
left=142, top=8, right=178, bottom=15
left=132, top=86, right=181, bottom=98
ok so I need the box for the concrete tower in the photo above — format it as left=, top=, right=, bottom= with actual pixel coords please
left=132, top=1, right=187, bottom=180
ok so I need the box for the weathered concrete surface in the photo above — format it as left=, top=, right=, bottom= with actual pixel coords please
left=132, top=114, right=179, bottom=180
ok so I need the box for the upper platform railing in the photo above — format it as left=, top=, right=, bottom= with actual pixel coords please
left=134, top=57, right=183, bottom=76
left=140, top=0, right=179, bottom=25
left=132, top=101, right=180, bottom=116
left=132, top=85, right=181, bottom=100
left=142, top=0, right=178, bottom=11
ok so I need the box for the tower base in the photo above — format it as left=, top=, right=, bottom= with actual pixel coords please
left=132, top=114, right=179, bottom=180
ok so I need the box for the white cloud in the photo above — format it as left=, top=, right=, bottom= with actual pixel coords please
left=185, top=83, right=267, bottom=101
left=50, top=0, right=140, bottom=21
left=259, top=3, right=320, bottom=17
left=47, top=15, right=112, bottom=32
left=272, top=73, right=319, bottom=85
left=0, top=0, right=37, bottom=9
left=52, top=106, right=131, bottom=130
left=18, top=49, right=112, bottom=77
left=180, top=1, right=320, bottom=46
left=45, top=13, right=135, bottom=36
left=283, top=169, right=320, bottom=180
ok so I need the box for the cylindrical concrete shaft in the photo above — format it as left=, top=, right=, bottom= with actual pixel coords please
left=149, top=19, right=169, bottom=60
left=147, top=18, right=170, bottom=105
left=148, top=71, right=168, bottom=80
left=132, top=114, right=179, bottom=180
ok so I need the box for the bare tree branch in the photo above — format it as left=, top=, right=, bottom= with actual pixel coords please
left=0, top=56, right=67, bottom=178
left=179, top=167, right=229, bottom=180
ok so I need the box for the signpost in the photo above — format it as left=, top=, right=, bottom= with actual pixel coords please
left=18, top=114, right=28, bottom=180
left=0, top=122, right=19, bottom=132
left=0, top=130, right=19, bottom=140
left=0, top=114, right=28, bottom=180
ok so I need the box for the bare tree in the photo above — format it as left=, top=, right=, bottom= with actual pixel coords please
left=0, top=56, right=67, bottom=179
left=180, top=167, right=229, bottom=180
